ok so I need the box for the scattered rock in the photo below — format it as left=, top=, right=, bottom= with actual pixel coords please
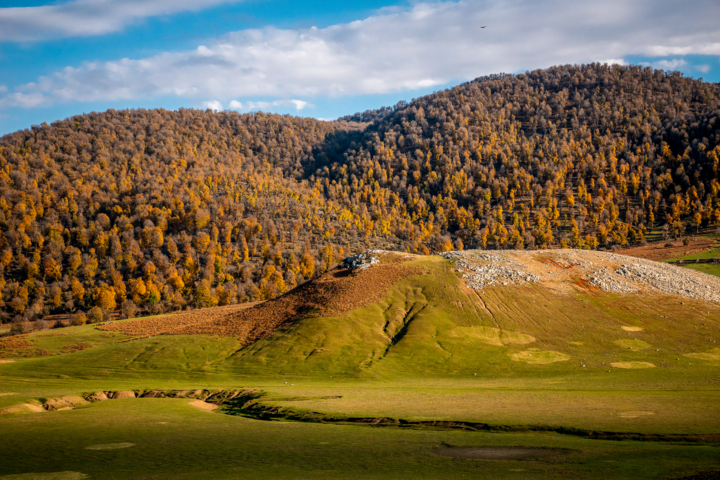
left=440, top=249, right=720, bottom=304
left=441, top=251, right=541, bottom=288
left=341, top=251, right=380, bottom=270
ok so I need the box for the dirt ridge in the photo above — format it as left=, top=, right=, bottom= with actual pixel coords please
left=16, top=388, right=720, bottom=443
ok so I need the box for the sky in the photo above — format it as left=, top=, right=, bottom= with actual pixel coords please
left=0, top=0, right=719, bottom=135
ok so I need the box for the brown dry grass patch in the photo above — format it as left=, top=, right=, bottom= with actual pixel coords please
left=0, top=338, right=33, bottom=350
left=61, top=343, right=91, bottom=354
left=101, top=260, right=424, bottom=346
left=621, top=237, right=716, bottom=261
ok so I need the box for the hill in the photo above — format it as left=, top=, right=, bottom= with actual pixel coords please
left=2, top=249, right=719, bottom=384
left=1, top=249, right=719, bottom=478
left=1, top=63, right=720, bottom=333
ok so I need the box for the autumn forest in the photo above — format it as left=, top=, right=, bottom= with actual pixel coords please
left=1, top=63, right=719, bottom=332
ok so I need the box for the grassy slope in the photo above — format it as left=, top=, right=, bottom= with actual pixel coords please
left=1, top=254, right=720, bottom=478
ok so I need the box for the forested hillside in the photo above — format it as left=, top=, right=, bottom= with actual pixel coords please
left=1, top=63, right=719, bottom=331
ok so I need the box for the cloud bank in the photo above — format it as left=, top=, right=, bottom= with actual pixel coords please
left=0, top=0, right=241, bottom=42
left=2, top=0, right=719, bottom=110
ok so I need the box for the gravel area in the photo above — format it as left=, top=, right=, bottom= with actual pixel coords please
left=441, top=249, right=720, bottom=303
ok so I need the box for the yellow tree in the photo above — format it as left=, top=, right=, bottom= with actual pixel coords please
left=691, top=212, right=702, bottom=233
left=96, top=285, right=117, bottom=311
left=130, top=278, right=147, bottom=305
left=70, top=277, right=85, bottom=303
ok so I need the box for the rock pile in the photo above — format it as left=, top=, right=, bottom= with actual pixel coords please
left=341, top=251, right=381, bottom=270
left=341, top=250, right=417, bottom=270
left=613, top=258, right=720, bottom=303
left=441, top=251, right=541, bottom=289
left=441, top=249, right=720, bottom=304
left=588, top=266, right=639, bottom=294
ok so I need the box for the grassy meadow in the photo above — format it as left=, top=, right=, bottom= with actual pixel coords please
left=1, top=254, right=719, bottom=478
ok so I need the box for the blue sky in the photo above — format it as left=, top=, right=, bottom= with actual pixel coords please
left=1, top=0, right=719, bottom=135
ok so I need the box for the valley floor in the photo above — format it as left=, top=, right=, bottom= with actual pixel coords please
left=0, top=391, right=719, bottom=480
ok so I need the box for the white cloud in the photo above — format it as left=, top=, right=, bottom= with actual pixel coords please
left=651, top=58, right=688, bottom=70
left=644, top=43, right=720, bottom=57
left=597, top=59, right=628, bottom=66
left=696, top=64, right=711, bottom=73
left=2, top=0, right=720, bottom=109
left=0, top=85, right=7, bottom=93
left=0, top=0, right=242, bottom=41
left=201, top=100, right=223, bottom=111
left=227, top=99, right=313, bottom=112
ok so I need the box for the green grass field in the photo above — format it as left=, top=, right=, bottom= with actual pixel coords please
left=1, top=254, right=719, bottom=478
left=662, top=234, right=720, bottom=277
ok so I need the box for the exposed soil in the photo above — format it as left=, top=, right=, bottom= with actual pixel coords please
left=43, top=396, right=88, bottom=411
left=22, top=404, right=45, bottom=413
left=189, top=400, right=219, bottom=412
left=621, top=238, right=717, bottom=262
left=110, top=391, right=136, bottom=399
left=0, top=403, right=45, bottom=414
left=434, top=446, right=565, bottom=460
left=101, top=256, right=424, bottom=345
